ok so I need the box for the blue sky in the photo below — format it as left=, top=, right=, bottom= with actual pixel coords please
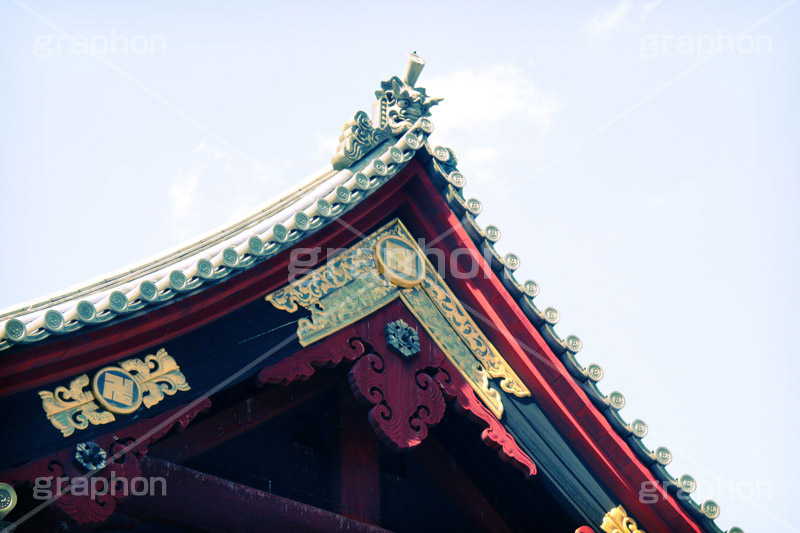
left=1, top=1, right=798, bottom=530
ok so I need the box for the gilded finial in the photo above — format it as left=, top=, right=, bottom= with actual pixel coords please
left=331, top=53, right=442, bottom=170
left=404, top=51, right=426, bottom=87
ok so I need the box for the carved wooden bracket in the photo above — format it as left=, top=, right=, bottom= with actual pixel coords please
left=346, top=304, right=446, bottom=450
left=257, top=301, right=536, bottom=476
left=434, top=359, right=536, bottom=478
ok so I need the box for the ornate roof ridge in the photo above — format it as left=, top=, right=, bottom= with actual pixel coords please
left=332, top=52, right=441, bottom=171
left=0, top=52, right=445, bottom=347
left=0, top=165, right=335, bottom=320
left=0, top=121, right=432, bottom=350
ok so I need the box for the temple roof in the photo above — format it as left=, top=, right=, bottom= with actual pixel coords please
left=0, top=53, right=742, bottom=533
left=0, top=130, right=428, bottom=350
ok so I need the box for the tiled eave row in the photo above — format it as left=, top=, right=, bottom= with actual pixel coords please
left=0, top=119, right=434, bottom=351
left=415, top=142, right=741, bottom=533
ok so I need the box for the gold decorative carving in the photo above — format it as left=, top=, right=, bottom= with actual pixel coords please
left=601, top=506, right=647, bottom=533
left=39, top=374, right=116, bottom=437
left=265, top=219, right=530, bottom=418
left=420, top=266, right=530, bottom=398
left=401, top=285, right=504, bottom=417
left=39, top=348, right=190, bottom=437
left=91, top=366, right=143, bottom=415
left=120, top=348, right=191, bottom=408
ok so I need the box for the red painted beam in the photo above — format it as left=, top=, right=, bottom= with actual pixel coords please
left=121, top=455, right=390, bottom=533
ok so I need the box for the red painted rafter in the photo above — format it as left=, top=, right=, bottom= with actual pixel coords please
left=399, top=176, right=701, bottom=532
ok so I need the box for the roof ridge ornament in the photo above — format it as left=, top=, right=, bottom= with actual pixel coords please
left=332, top=52, right=442, bottom=170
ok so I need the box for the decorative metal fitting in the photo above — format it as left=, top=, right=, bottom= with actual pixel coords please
left=447, top=171, right=466, bottom=188
left=75, top=441, right=107, bottom=471
left=484, top=225, right=501, bottom=243
left=39, top=348, right=190, bottom=437
left=565, top=335, right=582, bottom=353
left=701, top=500, right=721, bottom=519
left=678, top=474, right=697, bottom=494
left=585, top=363, right=604, bottom=382
left=629, top=419, right=648, bottom=438
left=607, top=391, right=626, bottom=410
left=651, top=446, right=672, bottom=466
left=600, top=506, right=645, bottom=533
left=503, top=253, right=520, bottom=271
left=466, top=198, right=483, bottom=215
left=385, top=319, right=421, bottom=358
left=522, top=280, right=539, bottom=298
left=0, top=483, right=17, bottom=520
left=543, top=307, right=560, bottom=324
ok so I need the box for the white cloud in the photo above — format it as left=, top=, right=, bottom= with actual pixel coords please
left=643, top=0, right=664, bottom=14
left=585, top=0, right=634, bottom=40
left=424, top=65, right=562, bottom=135
left=195, top=140, right=234, bottom=175
left=417, top=65, right=561, bottom=190
left=584, top=0, right=663, bottom=42
left=167, top=141, right=231, bottom=224
left=164, top=140, right=287, bottom=241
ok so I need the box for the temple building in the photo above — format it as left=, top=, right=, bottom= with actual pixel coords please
left=0, top=54, right=743, bottom=533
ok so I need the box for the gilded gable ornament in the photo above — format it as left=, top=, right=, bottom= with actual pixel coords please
left=600, top=506, right=646, bottom=533
left=265, top=219, right=530, bottom=419
left=332, top=52, right=442, bottom=170
left=92, top=367, right=143, bottom=415
left=39, top=348, right=190, bottom=436
left=375, top=234, right=425, bottom=288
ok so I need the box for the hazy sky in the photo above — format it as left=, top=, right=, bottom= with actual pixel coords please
left=1, top=1, right=798, bottom=530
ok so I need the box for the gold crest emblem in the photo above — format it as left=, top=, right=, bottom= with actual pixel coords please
left=374, top=235, right=425, bottom=288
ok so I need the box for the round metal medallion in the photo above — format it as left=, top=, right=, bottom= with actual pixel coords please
left=92, top=366, right=143, bottom=415
left=374, top=235, right=426, bottom=288
left=0, top=483, right=17, bottom=515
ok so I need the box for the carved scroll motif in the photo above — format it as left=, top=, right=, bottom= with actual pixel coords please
left=601, top=506, right=647, bottom=533
left=257, top=303, right=536, bottom=472
left=39, top=375, right=115, bottom=437
left=39, top=348, right=191, bottom=436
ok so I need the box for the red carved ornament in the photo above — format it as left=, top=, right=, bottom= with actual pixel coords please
left=257, top=300, right=536, bottom=475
